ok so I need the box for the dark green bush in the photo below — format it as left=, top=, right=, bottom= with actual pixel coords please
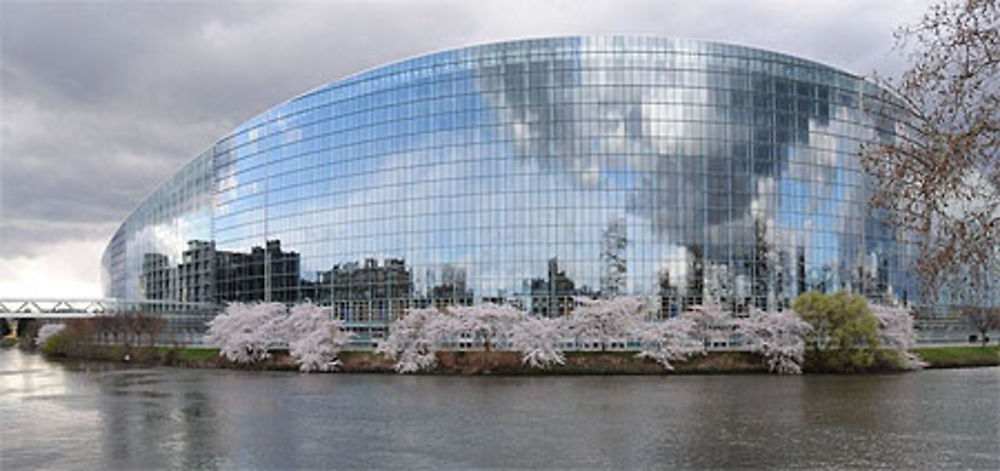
left=40, top=330, right=78, bottom=356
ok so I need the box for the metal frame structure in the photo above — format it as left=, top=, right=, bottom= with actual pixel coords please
left=0, top=299, right=218, bottom=320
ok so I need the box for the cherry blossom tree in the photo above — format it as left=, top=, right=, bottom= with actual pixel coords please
left=376, top=306, right=449, bottom=373
left=448, top=303, right=525, bottom=351
left=738, top=308, right=813, bottom=374
left=380, top=303, right=573, bottom=372
left=451, top=303, right=572, bottom=368
left=681, top=301, right=735, bottom=347
left=35, top=323, right=66, bottom=347
left=275, top=303, right=354, bottom=373
left=509, top=315, right=566, bottom=368
left=563, top=296, right=644, bottom=350
left=870, top=304, right=925, bottom=369
left=633, top=316, right=705, bottom=370
left=204, top=302, right=286, bottom=364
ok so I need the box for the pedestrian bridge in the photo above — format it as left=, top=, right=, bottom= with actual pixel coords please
left=0, top=299, right=217, bottom=320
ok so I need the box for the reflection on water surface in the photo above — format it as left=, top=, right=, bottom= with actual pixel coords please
left=1, top=349, right=997, bottom=469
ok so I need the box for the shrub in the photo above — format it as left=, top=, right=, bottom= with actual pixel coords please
left=40, top=329, right=78, bottom=356
left=36, top=323, right=66, bottom=347
left=794, top=292, right=881, bottom=372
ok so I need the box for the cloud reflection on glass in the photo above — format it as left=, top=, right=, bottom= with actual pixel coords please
left=102, top=36, right=917, bottom=324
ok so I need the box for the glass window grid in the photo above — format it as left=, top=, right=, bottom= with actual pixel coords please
left=104, top=36, right=918, bottom=314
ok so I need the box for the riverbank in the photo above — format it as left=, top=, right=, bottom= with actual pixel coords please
left=34, top=343, right=1000, bottom=373
left=910, top=345, right=1000, bottom=368
left=37, top=344, right=767, bottom=374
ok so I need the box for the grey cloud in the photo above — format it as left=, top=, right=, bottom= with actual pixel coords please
left=1, top=219, right=119, bottom=258
left=1, top=1, right=486, bottom=255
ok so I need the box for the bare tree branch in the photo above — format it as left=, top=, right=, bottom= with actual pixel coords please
left=861, top=0, right=1000, bottom=301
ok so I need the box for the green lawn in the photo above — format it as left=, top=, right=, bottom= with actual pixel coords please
left=145, top=346, right=219, bottom=364
left=911, top=345, right=1000, bottom=368
left=176, top=347, right=219, bottom=362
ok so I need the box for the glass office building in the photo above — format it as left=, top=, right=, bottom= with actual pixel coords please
left=102, top=36, right=918, bottom=323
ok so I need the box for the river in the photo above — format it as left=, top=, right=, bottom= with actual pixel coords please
left=1, top=349, right=997, bottom=469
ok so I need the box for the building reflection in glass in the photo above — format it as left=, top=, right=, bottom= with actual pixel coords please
left=106, top=36, right=919, bottom=326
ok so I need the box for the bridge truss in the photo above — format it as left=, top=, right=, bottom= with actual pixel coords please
left=0, top=299, right=218, bottom=320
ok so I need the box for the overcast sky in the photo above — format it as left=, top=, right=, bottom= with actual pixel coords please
left=0, top=0, right=932, bottom=298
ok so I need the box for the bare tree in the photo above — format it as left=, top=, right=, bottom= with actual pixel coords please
left=947, top=252, right=1000, bottom=343
left=861, top=0, right=999, bottom=300
left=961, top=305, right=1000, bottom=344
left=105, top=315, right=126, bottom=345
left=125, top=313, right=145, bottom=346
left=140, top=315, right=167, bottom=346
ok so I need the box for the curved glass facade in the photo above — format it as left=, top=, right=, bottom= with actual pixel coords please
left=102, top=36, right=917, bottom=322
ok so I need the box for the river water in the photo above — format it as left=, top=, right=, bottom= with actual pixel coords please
left=1, top=349, right=997, bottom=469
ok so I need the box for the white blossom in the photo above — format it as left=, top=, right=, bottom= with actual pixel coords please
left=870, top=304, right=925, bottom=370
left=204, top=302, right=285, bottom=364
left=379, top=303, right=573, bottom=372
left=376, top=306, right=447, bottom=373
left=448, top=303, right=525, bottom=350
left=276, top=303, right=354, bottom=373
left=510, top=315, right=566, bottom=368
left=633, top=316, right=705, bottom=370
left=449, top=303, right=569, bottom=368
left=36, top=323, right=66, bottom=346
left=375, top=297, right=923, bottom=375
left=738, top=308, right=812, bottom=374
left=681, top=301, right=733, bottom=347
left=564, top=296, right=644, bottom=350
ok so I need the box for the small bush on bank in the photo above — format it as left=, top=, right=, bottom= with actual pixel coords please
left=40, top=329, right=80, bottom=357
left=36, top=324, right=66, bottom=347
left=39, top=319, right=117, bottom=360
left=794, top=292, right=883, bottom=372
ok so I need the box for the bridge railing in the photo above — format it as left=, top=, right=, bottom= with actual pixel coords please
left=0, top=299, right=218, bottom=316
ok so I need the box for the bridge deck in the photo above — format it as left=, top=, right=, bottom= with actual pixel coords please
left=0, top=299, right=217, bottom=319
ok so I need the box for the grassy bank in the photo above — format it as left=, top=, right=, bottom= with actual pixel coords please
left=912, top=345, right=1000, bottom=368
left=37, top=343, right=1000, bottom=374
left=41, top=343, right=223, bottom=367
left=42, top=345, right=766, bottom=374
left=344, top=350, right=768, bottom=375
